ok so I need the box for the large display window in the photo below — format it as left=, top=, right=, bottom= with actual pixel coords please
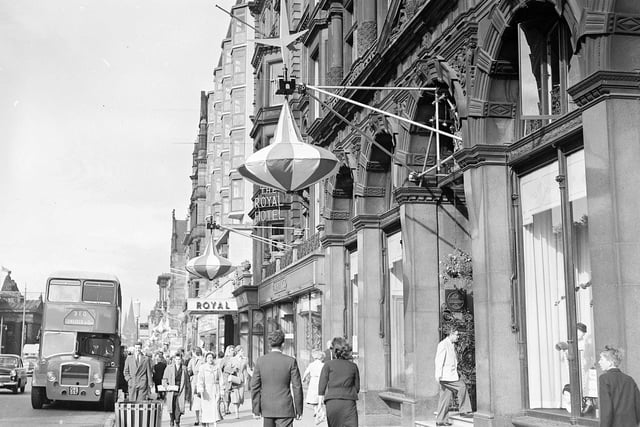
left=520, top=149, right=595, bottom=418
left=387, top=231, right=405, bottom=389
left=295, top=292, right=322, bottom=376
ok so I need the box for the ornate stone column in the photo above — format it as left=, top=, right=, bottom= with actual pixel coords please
left=455, top=145, right=520, bottom=427
left=352, top=214, right=386, bottom=411
left=357, top=0, right=377, bottom=55
left=328, top=2, right=343, bottom=85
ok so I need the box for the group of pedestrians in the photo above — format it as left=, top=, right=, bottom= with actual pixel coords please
left=121, top=328, right=640, bottom=427
left=250, top=330, right=360, bottom=427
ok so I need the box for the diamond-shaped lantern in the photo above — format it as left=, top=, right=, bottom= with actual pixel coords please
left=238, top=101, right=340, bottom=192
left=185, top=236, right=233, bottom=280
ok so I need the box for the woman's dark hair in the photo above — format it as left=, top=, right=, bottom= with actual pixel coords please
left=331, top=337, right=353, bottom=360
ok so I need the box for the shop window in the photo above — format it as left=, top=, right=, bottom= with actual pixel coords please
left=280, top=303, right=295, bottom=357
left=386, top=232, right=404, bottom=389
left=252, top=310, right=265, bottom=365
left=520, top=149, right=595, bottom=417
left=349, top=250, right=359, bottom=356
left=295, top=292, right=322, bottom=376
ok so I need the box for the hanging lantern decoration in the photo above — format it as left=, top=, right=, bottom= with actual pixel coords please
left=238, top=101, right=340, bottom=193
left=185, top=235, right=234, bottom=280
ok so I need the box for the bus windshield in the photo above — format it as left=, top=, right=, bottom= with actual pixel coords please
left=83, top=281, right=115, bottom=304
left=48, top=279, right=82, bottom=302
left=42, top=331, right=76, bottom=357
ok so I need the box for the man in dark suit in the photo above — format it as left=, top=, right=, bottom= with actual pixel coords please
left=598, top=345, right=640, bottom=427
left=123, top=340, right=154, bottom=401
left=251, top=329, right=303, bottom=426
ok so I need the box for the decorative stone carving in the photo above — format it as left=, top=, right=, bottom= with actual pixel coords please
left=354, top=183, right=385, bottom=197
left=567, top=70, right=640, bottom=107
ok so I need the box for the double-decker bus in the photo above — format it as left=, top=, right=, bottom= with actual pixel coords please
left=31, top=271, right=122, bottom=411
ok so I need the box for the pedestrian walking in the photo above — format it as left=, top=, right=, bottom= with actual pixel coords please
left=317, top=337, right=359, bottom=427
left=163, top=351, right=192, bottom=427
left=188, top=347, right=205, bottom=425
left=598, top=345, right=640, bottom=427
left=229, top=345, right=250, bottom=418
left=302, top=350, right=325, bottom=406
left=251, top=329, right=304, bottom=426
left=152, top=351, right=167, bottom=400
left=123, top=341, right=154, bottom=401
left=434, top=325, right=472, bottom=426
left=220, top=345, right=236, bottom=415
left=196, top=351, right=224, bottom=427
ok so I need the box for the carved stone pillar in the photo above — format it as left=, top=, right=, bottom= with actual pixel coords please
left=328, top=2, right=343, bottom=85
left=357, top=0, right=377, bottom=55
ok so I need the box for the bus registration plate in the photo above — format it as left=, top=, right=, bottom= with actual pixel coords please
left=69, top=386, right=79, bottom=395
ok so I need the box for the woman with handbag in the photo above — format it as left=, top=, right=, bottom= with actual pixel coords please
left=317, top=337, right=360, bottom=427
left=227, top=345, right=249, bottom=419
left=197, top=352, right=224, bottom=427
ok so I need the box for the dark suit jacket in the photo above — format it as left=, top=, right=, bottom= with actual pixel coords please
left=318, top=359, right=360, bottom=401
left=599, top=368, right=640, bottom=427
left=251, top=350, right=303, bottom=418
left=123, top=353, right=153, bottom=401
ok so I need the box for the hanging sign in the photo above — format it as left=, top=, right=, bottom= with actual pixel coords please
left=254, top=187, right=284, bottom=224
left=187, top=298, right=238, bottom=313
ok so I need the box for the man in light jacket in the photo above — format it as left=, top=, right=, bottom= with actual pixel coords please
left=434, top=325, right=472, bottom=426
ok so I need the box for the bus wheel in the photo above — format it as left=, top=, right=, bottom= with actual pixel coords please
left=31, top=386, right=46, bottom=409
left=102, top=390, right=115, bottom=411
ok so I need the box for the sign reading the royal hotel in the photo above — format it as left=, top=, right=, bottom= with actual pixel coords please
left=254, top=187, right=284, bottom=223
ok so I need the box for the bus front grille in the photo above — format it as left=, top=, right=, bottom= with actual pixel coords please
left=60, top=364, right=90, bottom=386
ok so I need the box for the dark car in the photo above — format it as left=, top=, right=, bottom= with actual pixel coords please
left=0, top=354, right=28, bottom=393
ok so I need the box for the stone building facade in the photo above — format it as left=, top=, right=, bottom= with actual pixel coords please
left=243, top=0, right=640, bottom=426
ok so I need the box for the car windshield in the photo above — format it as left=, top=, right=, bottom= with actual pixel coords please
left=42, top=331, right=76, bottom=357
left=0, top=356, right=18, bottom=368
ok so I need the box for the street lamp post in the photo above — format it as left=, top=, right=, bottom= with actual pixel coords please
left=133, top=300, right=141, bottom=343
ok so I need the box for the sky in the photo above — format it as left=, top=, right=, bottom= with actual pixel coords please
left=0, top=0, right=236, bottom=319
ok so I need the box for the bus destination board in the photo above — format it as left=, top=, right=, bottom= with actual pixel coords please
left=64, top=309, right=95, bottom=326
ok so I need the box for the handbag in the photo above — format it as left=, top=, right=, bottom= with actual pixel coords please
left=314, top=404, right=326, bottom=425
left=217, top=397, right=225, bottom=420
left=230, top=388, right=241, bottom=404
left=228, top=374, right=242, bottom=385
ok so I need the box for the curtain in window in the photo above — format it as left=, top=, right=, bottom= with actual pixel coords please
left=524, top=208, right=567, bottom=408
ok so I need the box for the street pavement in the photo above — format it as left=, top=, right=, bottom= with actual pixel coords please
left=108, top=398, right=324, bottom=427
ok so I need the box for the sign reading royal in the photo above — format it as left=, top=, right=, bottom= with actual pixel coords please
left=187, top=297, right=238, bottom=313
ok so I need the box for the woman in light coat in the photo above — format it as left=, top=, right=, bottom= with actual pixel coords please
left=188, top=347, right=205, bottom=425
left=303, top=350, right=325, bottom=406
left=162, top=352, right=192, bottom=427
left=197, top=352, right=224, bottom=427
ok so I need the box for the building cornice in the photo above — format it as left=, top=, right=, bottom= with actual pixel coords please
left=351, top=214, right=380, bottom=230
left=567, top=70, right=640, bottom=108
left=394, top=186, right=443, bottom=205
left=507, top=110, right=583, bottom=165
left=454, top=144, right=509, bottom=172
left=320, top=233, right=346, bottom=247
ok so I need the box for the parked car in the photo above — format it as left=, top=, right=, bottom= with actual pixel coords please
left=0, top=354, right=28, bottom=393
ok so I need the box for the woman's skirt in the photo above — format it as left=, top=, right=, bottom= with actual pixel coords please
left=326, top=399, right=358, bottom=427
